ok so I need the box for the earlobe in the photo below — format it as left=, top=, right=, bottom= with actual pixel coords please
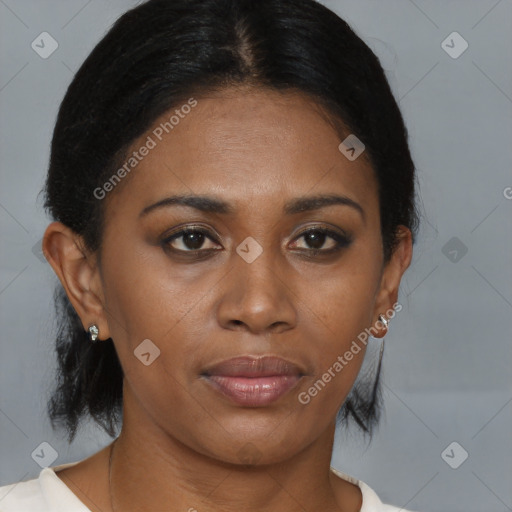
left=42, top=221, right=111, bottom=340
left=372, top=226, right=413, bottom=336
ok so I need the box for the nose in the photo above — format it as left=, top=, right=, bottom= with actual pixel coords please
left=216, top=248, right=297, bottom=335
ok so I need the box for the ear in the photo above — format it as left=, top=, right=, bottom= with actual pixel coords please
left=42, top=221, right=112, bottom=341
left=371, top=226, right=413, bottom=338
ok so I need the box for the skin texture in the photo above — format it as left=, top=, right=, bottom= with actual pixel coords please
left=43, top=85, right=412, bottom=512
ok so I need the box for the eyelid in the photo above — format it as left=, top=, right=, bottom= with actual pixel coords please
left=162, top=224, right=219, bottom=241
left=292, top=224, right=351, bottom=243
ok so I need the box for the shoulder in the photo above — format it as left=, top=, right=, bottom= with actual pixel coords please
left=0, top=462, right=89, bottom=512
left=0, top=475, right=46, bottom=511
left=330, top=467, right=419, bottom=512
left=0, top=472, right=49, bottom=512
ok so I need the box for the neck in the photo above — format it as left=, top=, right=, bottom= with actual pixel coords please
left=107, top=387, right=354, bottom=512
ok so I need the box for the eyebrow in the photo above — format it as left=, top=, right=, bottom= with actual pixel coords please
left=284, top=194, right=365, bottom=221
left=139, top=193, right=365, bottom=222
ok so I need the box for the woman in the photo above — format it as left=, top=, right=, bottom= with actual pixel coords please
left=0, top=0, right=419, bottom=510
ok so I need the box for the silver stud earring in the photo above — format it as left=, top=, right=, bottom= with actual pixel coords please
left=88, top=324, right=99, bottom=342
left=378, top=314, right=388, bottom=329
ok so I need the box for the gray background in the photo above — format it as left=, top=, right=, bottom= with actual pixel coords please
left=0, top=1, right=511, bottom=511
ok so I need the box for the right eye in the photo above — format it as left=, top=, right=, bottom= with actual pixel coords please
left=162, top=227, right=222, bottom=253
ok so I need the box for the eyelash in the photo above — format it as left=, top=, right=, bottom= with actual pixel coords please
left=292, top=226, right=352, bottom=256
left=161, top=224, right=352, bottom=258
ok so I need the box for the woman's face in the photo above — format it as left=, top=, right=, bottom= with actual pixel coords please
left=64, top=87, right=411, bottom=464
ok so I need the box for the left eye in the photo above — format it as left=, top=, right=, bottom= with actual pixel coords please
left=291, top=228, right=351, bottom=252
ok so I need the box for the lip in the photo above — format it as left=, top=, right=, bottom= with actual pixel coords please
left=201, top=356, right=305, bottom=407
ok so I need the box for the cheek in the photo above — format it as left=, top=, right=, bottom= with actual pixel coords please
left=100, top=235, right=206, bottom=341
left=298, top=249, right=382, bottom=347
left=99, top=241, right=221, bottom=397
left=291, top=245, right=382, bottom=404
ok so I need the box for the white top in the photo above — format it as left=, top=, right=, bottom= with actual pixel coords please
left=0, top=461, right=415, bottom=512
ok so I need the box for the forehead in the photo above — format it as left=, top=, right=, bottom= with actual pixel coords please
left=104, top=86, right=377, bottom=217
